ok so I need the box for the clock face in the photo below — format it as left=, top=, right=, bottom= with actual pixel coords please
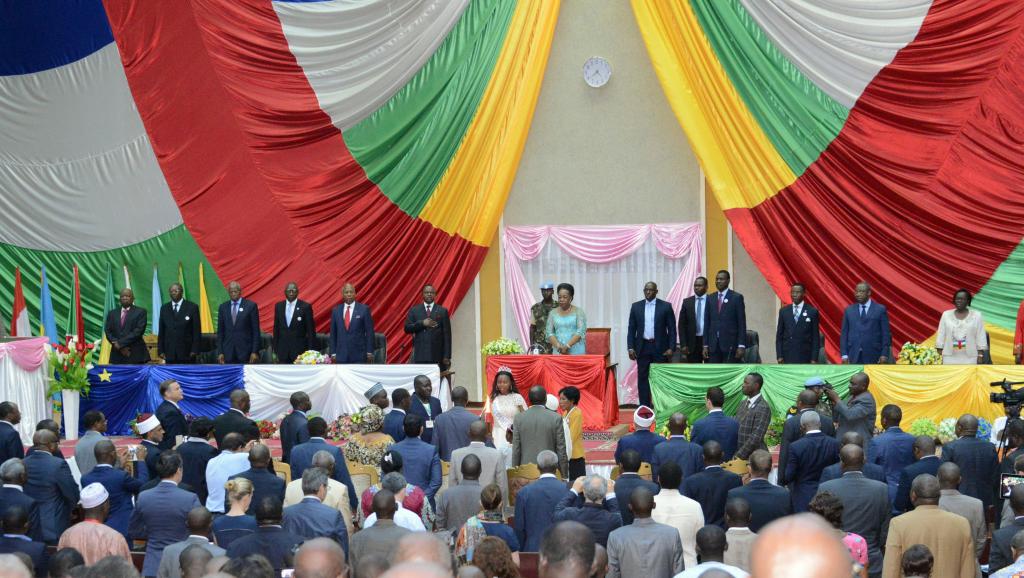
left=583, top=56, right=611, bottom=88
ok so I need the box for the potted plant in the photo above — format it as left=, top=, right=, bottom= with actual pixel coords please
left=481, top=338, right=523, bottom=356
left=46, top=337, right=99, bottom=440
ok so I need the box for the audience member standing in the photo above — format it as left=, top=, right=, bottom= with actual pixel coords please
left=0, top=460, right=40, bottom=541
left=0, top=402, right=24, bottom=464
left=81, top=440, right=145, bottom=542
left=514, top=450, right=568, bottom=552
left=539, top=521, right=596, bottom=578
left=156, top=507, right=225, bottom=578
left=437, top=455, right=484, bottom=534
left=350, top=491, right=410, bottom=577
left=690, top=387, right=739, bottom=460
left=211, top=478, right=257, bottom=549
left=684, top=441, right=742, bottom=527
left=677, top=277, right=709, bottom=364
left=606, top=488, right=683, bottom=578
left=57, top=483, right=131, bottom=565
left=391, top=414, right=442, bottom=503
left=273, top=282, right=317, bottom=365
left=894, top=435, right=940, bottom=515
left=432, top=387, right=477, bottom=461
left=613, top=449, right=659, bottom=526
left=513, top=386, right=568, bottom=476
left=614, top=406, right=664, bottom=465
left=23, top=430, right=78, bottom=544
left=992, top=532, right=1024, bottom=578
left=282, top=469, right=348, bottom=556
left=727, top=450, right=791, bottom=532
left=283, top=450, right=353, bottom=536
left=775, top=282, right=821, bottom=364
left=723, top=498, right=756, bottom=573
left=156, top=379, right=188, bottom=451
left=225, top=497, right=304, bottom=576
left=553, top=475, right=622, bottom=548
left=778, top=389, right=834, bottom=486
left=735, top=373, right=771, bottom=462
left=785, top=411, right=840, bottom=513
left=819, top=432, right=886, bottom=485
left=291, top=417, right=356, bottom=512
left=651, top=462, right=703, bottom=569
left=384, top=388, right=410, bottom=443
left=674, top=525, right=748, bottom=577
left=362, top=472, right=427, bottom=532
left=826, top=372, right=877, bottom=442
left=807, top=492, right=870, bottom=578
left=204, top=434, right=252, bottom=514
left=137, top=414, right=165, bottom=481
left=989, top=484, right=1024, bottom=573
left=626, top=281, right=677, bottom=409
left=868, top=404, right=916, bottom=504
left=73, top=411, right=107, bottom=476
left=703, top=270, right=747, bottom=363
left=228, top=444, right=285, bottom=515
left=941, top=413, right=999, bottom=511
left=0, top=505, right=46, bottom=576
left=751, top=514, right=853, bottom=578
left=937, top=462, right=985, bottom=562
left=213, top=390, right=260, bottom=446
left=559, top=386, right=587, bottom=481
left=176, top=418, right=218, bottom=505
left=129, top=452, right=202, bottom=577
left=839, top=281, right=892, bottom=364
left=279, top=392, right=311, bottom=464
left=216, top=281, right=261, bottom=364
left=651, top=413, right=702, bottom=488
left=407, top=375, right=443, bottom=445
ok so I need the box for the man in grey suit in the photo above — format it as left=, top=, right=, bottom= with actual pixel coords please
left=437, top=454, right=484, bottom=534
left=606, top=487, right=683, bottom=578
left=350, top=491, right=410, bottom=576
left=450, top=421, right=506, bottom=496
left=937, top=462, right=985, bottom=560
left=156, top=507, right=225, bottom=578
left=129, top=451, right=202, bottom=577
left=513, top=386, right=568, bottom=476
left=74, top=411, right=107, bottom=477
left=282, top=469, right=348, bottom=557
left=825, top=372, right=877, bottom=442
left=432, top=386, right=479, bottom=461
left=816, top=444, right=890, bottom=578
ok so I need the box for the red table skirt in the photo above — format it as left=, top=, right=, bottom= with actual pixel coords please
left=485, top=355, right=618, bottom=430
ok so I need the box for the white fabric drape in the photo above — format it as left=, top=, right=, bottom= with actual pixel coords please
left=274, top=0, right=470, bottom=131
left=0, top=355, right=49, bottom=445
left=244, top=364, right=445, bottom=423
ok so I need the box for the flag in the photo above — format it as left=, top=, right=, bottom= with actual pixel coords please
left=64, top=264, right=85, bottom=345
left=38, top=265, right=60, bottom=345
left=10, top=267, right=29, bottom=336
left=198, top=263, right=213, bottom=333
left=98, top=264, right=115, bottom=364
left=177, top=262, right=187, bottom=300
left=151, top=264, right=160, bottom=334
left=122, top=265, right=131, bottom=290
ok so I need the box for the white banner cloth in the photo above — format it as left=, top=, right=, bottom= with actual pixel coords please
left=0, top=352, right=50, bottom=445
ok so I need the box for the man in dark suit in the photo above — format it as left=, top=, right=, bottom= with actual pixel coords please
left=839, top=281, right=892, bottom=364
left=176, top=418, right=218, bottom=505
left=157, top=282, right=201, bottom=364
left=775, top=283, right=821, bottom=364
left=289, top=417, right=357, bottom=514
left=868, top=404, right=916, bottom=504
left=81, top=440, right=146, bottom=542
left=779, top=389, right=836, bottom=486
left=703, top=270, right=746, bottom=363
left=825, top=372, right=877, bottom=442
left=990, top=484, right=1024, bottom=573
left=816, top=444, right=891, bottom=578
left=104, top=288, right=149, bottom=364
left=282, top=469, right=348, bottom=556
left=216, top=281, right=261, bottom=364
left=408, top=375, right=443, bottom=445
left=0, top=402, right=24, bottom=464
left=941, top=413, right=999, bottom=511
left=613, top=449, right=660, bottom=526
left=690, top=387, right=740, bottom=461
left=651, top=413, right=703, bottom=487
left=627, top=281, right=677, bottom=408
left=727, top=450, right=791, bottom=532
left=403, top=284, right=451, bottom=371
left=677, top=276, right=709, bottom=363
left=0, top=459, right=41, bottom=542
left=280, top=392, right=311, bottom=464
left=391, top=414, right=442, bottom=501
left=432, top=386, right=478, bottom=461
left=272, top=282, right=317, bottom=365
left=329, top=283, right=375, bottom=364
left=0, top=506, right=46, bottom=577
left=614, top=406, right=665, bottom=465
left=155, top=378, right=187, bottom=451
left=785, top=411, right=840, bottom=512
left=129, top=451, right=202, bottom=577
left=384, top=388, right=411, bottom=443
left=230, top=444, right=285, bottom=515
left=553, top=474, right=622, bottom=547
left=213, top=389, right=260, bottom=446
left=514, top=450, right=569, bottom=552
left=22, top=430, right=78, bottom=544
left=819, top=432, right=887, bottom=485
left=227, top=496, right=304, bottom=575
left=894, top=435, right=941, bottom=514
left=684, top=441, right=742, bottom=527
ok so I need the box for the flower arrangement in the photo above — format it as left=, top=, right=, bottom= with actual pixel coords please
left=481, top=338, right=523, bottom=356
left=327, top=413, right=359, bottom=444
left=46, top=337, right=101, bottom=396
left=764, top=414, right=787, bottom=448
left=256, top=419, right=278, bottom=439
left=295, top=350, right=332, bottom=365
left=897, top=342, right=941, bottom=365
left=907, top=418, right=938, bottom=439
left=937, top=417, right=958, bottom=444
left=977, top=417, right=992, bottom=440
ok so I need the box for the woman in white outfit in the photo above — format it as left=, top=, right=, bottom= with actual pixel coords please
left=488, top=369, right=526, bottom=450
left=936, top=288, right=988, bottom=365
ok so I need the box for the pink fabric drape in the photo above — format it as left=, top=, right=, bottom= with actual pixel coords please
left=0, top=337, right=49, bottom=372
left=503, top=224, right=703, bottom=401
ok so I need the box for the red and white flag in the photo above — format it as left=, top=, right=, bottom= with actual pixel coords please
left=10, top=267, right=30, bottom=336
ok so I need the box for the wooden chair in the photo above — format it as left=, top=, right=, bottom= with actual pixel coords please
left=347, top=461, right=379, bottom=505
left=610, top=462, right=653, bottom=481
left=507, top=464, right=563, bottom=507
left=273, top=460, right=291, bottom=484
left=518, top=552, right=540, bottom=578
left=585, top=327, right=616, bottom=372
left=437, top=460, right=451, bottom=502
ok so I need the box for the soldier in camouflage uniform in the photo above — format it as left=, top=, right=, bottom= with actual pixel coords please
left=786, top=376, right=834, bottom=422
left=529, top=281, right=558, bottom=353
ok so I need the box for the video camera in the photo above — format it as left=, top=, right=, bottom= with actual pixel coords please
left=990, top=379, right=1024, bottom=417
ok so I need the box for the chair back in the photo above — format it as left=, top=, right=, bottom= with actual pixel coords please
left=214, top=527, right=254, bottom=550
left=347, top=461, right=379, bottom=504
left=610, top=462, right=653, bottom=481
left=518, top=552, right=540, bottom=578
left=742, top=330, right=761, bottom=363
left=507, top=464, right=541, bottom=507
left=585, top=328, right=612, bottom=363
left=374, top=332, right=387, bottom=364
left=817, top=332, right=828, bottom=364
left=273, top=460, right=291, bottom=484
left=438, top=460, right=451, bottom=501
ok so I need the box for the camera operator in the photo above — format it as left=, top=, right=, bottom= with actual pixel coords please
left=824, top=372, right=877, bottom=442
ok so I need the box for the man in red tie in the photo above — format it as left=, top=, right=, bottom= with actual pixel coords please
left=329, top=283, right=376, bottom=364
left=104, top=288, right=149, bottom=364
left=404, top=284, right=452, bottom=372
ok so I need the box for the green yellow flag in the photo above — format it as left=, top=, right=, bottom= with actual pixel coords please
left=177, top=262, right=187, bottom=300
left=98, top=264, right=115, bottom=364
left=198, top=263, right=214, bottom=333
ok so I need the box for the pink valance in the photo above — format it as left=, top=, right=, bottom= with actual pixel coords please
left=0, top=337, right=49, bottom=372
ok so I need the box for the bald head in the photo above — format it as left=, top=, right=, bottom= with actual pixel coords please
left=725, top=497, right=751, bottom=528
left=248, top=443, right=271, bottom=468
left=540, top=521, right=595, bottom=578
left=840, top=431, right=865, bottom=448
left=911, top=474, right=941, bottom=505
left=937, top=461, right=961, bottom=489
left=229, top=389, right=249, bottom=411
left=668, top=413, right=687, bottom=436
left=391, top=533, right=451, bottom=571
left=468, top=420, right=488, bottom=442
left=294, top=538, right=347, bottom=578
left=372, top=490, right=397, bottom=519
left=956, top=414, right=978, bottom=436
left=751, top=514, right=852, bottom=578
left=702, top=440, right=724, bottom=466
left=839, top=444, right=864, bottom=472
left=186, top=507, right=213, bottom=534
left=31, top=430, right=56, bottom=451
left=797, top=389, right=819, bottom=408
left=381, top=563, right=450, bottom=578
left=628, top=487, right=655, bottom=519
left=94, top=439, right=117, bottom=465
left=591, top=544, right=608, bottom=578
left=913, top=435, right=936, bottom=457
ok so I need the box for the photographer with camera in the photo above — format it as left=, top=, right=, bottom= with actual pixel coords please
left=824, top=373, right=876, bottom=442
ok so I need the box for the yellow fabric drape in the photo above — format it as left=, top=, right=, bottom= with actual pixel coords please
left=197, top=263, right=214, bottom=333
left=864, top=365, right=1024, bottom=424
left=420, top=0, right=560, bottom=245
left=629, top=0, right=794, bottom=210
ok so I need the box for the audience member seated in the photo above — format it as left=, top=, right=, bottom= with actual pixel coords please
left=83, top=555, right=140, bottom=578
left=358, top=450, right=432, bottom=529
left=818, top=432, right=886, bottom=485
left=456, top=484, right=518, bottom=563
left=129, top=451, right=201, bottom=577
left=900, top=544, right=934, bottom=578
left=81, top=440, right=145, bottom=543
left=0, top=459, right=41, bottom=541
left=211, top=478, right=257, bottom=549
left=606, top=487, right=683, bottom=578
left=225, top=497, right=303, bottom=576
left=282, top=469, right=348, bottom=556
left=350, top=491, right=410, bottom=577
left=437, top=454, right=484, bottom=535
left=690, top=387, right=740, bottom=461
left=291, top=417, right=357, bottom=514
left=156, top=507, right=225, bottom=578
left=683, top=441, right=742, bottom=527
left=893, top=435, right=940, bottom=515
left=204, top=434, right=252, bottom=514
left=514, top=450, right=569, bottom=551
left=390, top=414, right=442, bottom=504
left=469, top=537, right=517, bottom=578
left=807, top=492, right=868, bottom=578
left=674, top=525, right=748, bottom=578
left=613, top=449, right=659, bottom=526
left=0, top=506, right=46, bottom=577
left=283, top=450, right=353, bottom=535
left=614, top=406, right=664, bottom=465
left=590, top=543, right=608, bottom=578
left=228, top=444, right=284, bottom=516
left=651, top=413, right=703, bottom=487
left=991, top=531, right=1024, bottom=578
left=1002, top=455, right=1024, bottom=528
left=57, top=483, right=131, bottom=565
left=176, top=418, right=219, bottom=505
left=23, top=430, right=78, bottom=544
left=292, top=539, right=347, bottom=578
left=553, top=474, right=622, bottom=547
left=651, top=462, right=702, bottom=568
left=941, top=414, right=999, bottom=511
left=937, top=461, right=985, bottom=561
left=363, top=472, right=426, bottom=532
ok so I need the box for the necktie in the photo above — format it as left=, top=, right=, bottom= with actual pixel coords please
left=717, top=293, right=724, bottom=313
left=860, top=305, right=866, bottom=319
left=344, top=305, right=351, bottom=330
left=286, top=302, right=293, bottom=327
left=120, top=309, right=127, bottom=327
left=174, top=302, right=179, bottom=315
left=794, top=305, right=800, bottom=322
left=426, top=304, right=432, bottom=316
left=232, top=301, right=239, bottom=323
left=696, top=298, right=703, bottom=332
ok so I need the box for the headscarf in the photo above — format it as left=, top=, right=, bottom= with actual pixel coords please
left=357, top=404, right=385, bottom=434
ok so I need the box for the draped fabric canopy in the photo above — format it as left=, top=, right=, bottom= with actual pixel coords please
left=0, top=338, right=50, bottom=444
left=0, top=0, right=560, bottom=363
left=633, top=0, right=1024, bottom=362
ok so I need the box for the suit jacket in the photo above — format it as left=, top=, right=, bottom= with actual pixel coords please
left=279, top=411, right=310, bottom=464
left=939, top=489, right=986, bottom=560
left=216, top=298, right=261, bottom=363
left=225, top=526, right=304, bottom=574
left=157, top=536, right=225, bottom=578
left=868, top=427, right=917, bottom=504
left=437, top=480, right=484, bottom=532
left=553, top=492, right=622, bottom=547
left=606, top=517, right=684, bottom=578
left=650, top=437, right=703, bottom=488
left=704, top=289, right=746, bottom=354
left=282, top=497, right=348, bottom=556
left=614, top=430, right=665, bottom=466
left=404, top=302, right=451, bottom=364
left=328, top=301, right=374, bottom=364
left=156, top=400, right=188, bottom=451
left=893, top=456, right=941, bottom=514
left=23, top=450, right=79, bottom=543
left=819, top=461, right=886, bottom=486
left=683, top=466, right=743, bottom=527
left=81, top=464, right=146, bottom=540
left=941, top=436, right=999, bottom=510
left=288, top=438, right=357, bottom=511
left=775, top=303, right=821, bottom=363
left=408, top=395, right=443, bottom=444
left=513, top=406, right=568, bottom=476
left=432, top=406, right=479, bottom=461
left=724, top=527, right=757, bottom=573
left=213, top=408, right=260, bottom=447
left=273, top=299, right=316, bottom=364
left=157, top=300, right=200, bottom=363
left=73, top=430, right=105, bottom=477
left=785, top=432, right=840, bottom=512
left=104, top=305, right=149, bottom=364
left=0, top=535, right=46, bottom=578
left=129, top=481, right=202, bottom=576
left=142, top=439, right=164, bottom=480
left=677, top=295, right=706, bottom=355
left=391, top=437, right=442, bottom=499
left=736, top=395, right=772, bottom=460
left=778, top=409, right=835, bottom=486
left=614, top=473, right=661, bottom=526
left=989, top=517, right=1024, bottom=573
left=176, top=439, right=218, bottom=506
left=818, top=472, right=891, bottom=576
left=449, top=442, right=507, bottom=500
left=727, top=478, right=792, bottom=533
left=349, top=520, right=410, bottom=574
left=627, top=298, right=677, bottom=354
left=881, top=505, right=976, bottom=578
left=514, top=476, right=568, bottom=552
left=840, top=301, right=892, bottom=363
left=690, top=411, right=740, bottom=461
left=0, top=487, right=41, bottom=542
left=834, top=391, right=877, bottom=443
left=0, top=421, right=24, bottom=464
left=230, top=467, right=286, bottom=515
left=383, top=409, right=406, bottom=443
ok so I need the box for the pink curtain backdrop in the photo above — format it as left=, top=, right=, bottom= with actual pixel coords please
left=503, top=224, right=703, bottom=402
left=0, top=337, right=49, bottom=372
